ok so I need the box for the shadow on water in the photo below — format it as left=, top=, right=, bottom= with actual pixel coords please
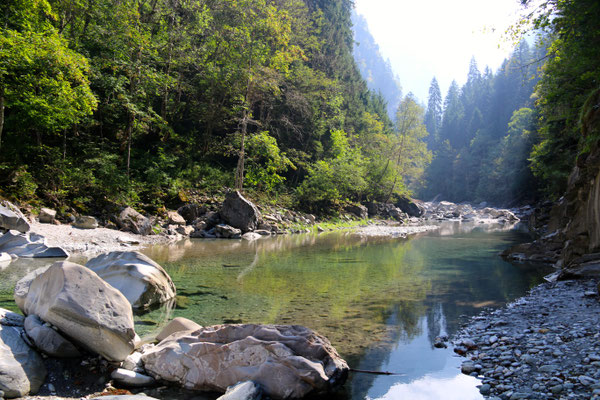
left=0, top=221, right=553, bottom=400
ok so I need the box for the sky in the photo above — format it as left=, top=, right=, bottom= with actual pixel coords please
left=354, top=0, right=527, bottom=102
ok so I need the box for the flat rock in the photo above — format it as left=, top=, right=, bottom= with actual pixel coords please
left=24, top=315, right=81, bottom=358
left=0, top=201, right=30, bottom=233
left=0, top=231, right=69, bottom=258
left=18, top=261, right=136, bottom=362
left=0, top=324, right=46, bottom=398
left=155, top=317, right=202, bottom=342
left=86, top=251, right=176, bottom=309
left=142, top=324, right=348, bottom=399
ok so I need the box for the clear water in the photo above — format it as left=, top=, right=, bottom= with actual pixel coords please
left=0, top=221, right=551, bottom=399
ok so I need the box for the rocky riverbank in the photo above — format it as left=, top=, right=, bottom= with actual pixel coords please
left=454, top=279, right=600, bottom=400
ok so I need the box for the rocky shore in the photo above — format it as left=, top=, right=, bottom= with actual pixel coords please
left=454, top=279, right=600, bottom=400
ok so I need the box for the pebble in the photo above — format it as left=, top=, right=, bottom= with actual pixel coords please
left=453, top=280, right=600, bottom=399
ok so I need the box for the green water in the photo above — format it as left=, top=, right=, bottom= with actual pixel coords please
left=0, top=222, right=551, bottom=399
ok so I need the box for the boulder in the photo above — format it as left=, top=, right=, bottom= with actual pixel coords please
left=167, top=211, right=186, bottom=226
left=175, top=225, right=194, bottom=236
left=38, top=208, right=56, bottom=224
left=395, top=196, right=425, bottom=217
left=0, top=252, right=11, bottom=268
left=215, top=224, right=242, bottom=239
left=0, top=308, right=25, bottom=327
left=242, top=232, right=262, bottom=241
left=177, top=204, right=207, bottom=224
left=0, top=201, right=30, bottom=233
left=220, top=191, right=261, bottom=232
left=344, top=204, right=368, bottom=219
left=0, top=324, right=46, bottom=398
left=0, top=231, right=69, bottom=258
left=73, top=215, right=98, bottom=229
left=117, top=207, right=153, bottom=236
left=141, top=324, right=349, bottom=399
left=14, top=266, right=51, bottom=311
left=24, top=315, right=81, bottom=358
left=217, top=381, right=263, bottom=400
left=18, top=261, right=137, bottom=362
left=111, top=368, right=155, bottom=387
left=156, top=317, right=202, bottom=342
left=86, top=251, right=176, bottom=309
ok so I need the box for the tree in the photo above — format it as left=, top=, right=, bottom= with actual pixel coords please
left=424, top=77, right=442, bottom=144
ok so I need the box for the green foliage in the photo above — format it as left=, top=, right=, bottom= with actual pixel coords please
left=245, top=131, right=295, bottom=192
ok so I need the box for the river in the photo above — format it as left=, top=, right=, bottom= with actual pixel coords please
left=0, top=221, right=551, bottom=399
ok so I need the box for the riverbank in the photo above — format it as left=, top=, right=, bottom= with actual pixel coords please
left=454, top=279, right=600, bottom=399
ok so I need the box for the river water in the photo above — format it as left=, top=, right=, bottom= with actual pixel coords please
left=0, top=221, right=551, bottom=399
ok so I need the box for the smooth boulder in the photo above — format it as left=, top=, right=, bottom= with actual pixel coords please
left=117, top=207, right=153, bottom=236
left=142, top=324, right=349, bottom=399
left=220, top=191, right=261, bottom=233
left=73, top=215, right=98, bottom=229
left=0, top=201, right=30, bottom=233
left=24, top=314, right=81, bottom=358
left=18, top=261, right=136, bottom=362
left=0, top=324, right=46, bottom=398
left=155, top=317, right=202, bottom=342
left=86, top=251, right=176, bottom=309
left=0, top=231, right=69, bottom=258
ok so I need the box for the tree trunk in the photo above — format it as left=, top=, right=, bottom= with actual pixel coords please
left=0, top=87, right=4, bottom=154
left=126, top=112, right=134, bottom=180
left=235, top=109, right=248, bottom=191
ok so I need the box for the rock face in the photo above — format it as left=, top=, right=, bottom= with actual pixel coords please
left=117, top=207, right=153, bottom=236
left=220, top=191, right=261, bottom=232
left=38, top=208, right=56, bottom=224
left=18, top=261, right=136, bottom=362
left=0, top=324, right=46, bottom=398
left=0, top=201, right=30, bottom=233
left=24, top=314, right=81, bottom=358
left=0, top=231, right=69, bottom=258
left=141, top=324, right=349, bottom=399
left=86, top=251, right=176, bottom=309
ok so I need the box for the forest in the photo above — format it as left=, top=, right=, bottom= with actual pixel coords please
left=0, top=0, right=598, bottom=214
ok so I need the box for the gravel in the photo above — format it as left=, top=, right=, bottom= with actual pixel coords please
left=454, top=280, right=600, bottom=399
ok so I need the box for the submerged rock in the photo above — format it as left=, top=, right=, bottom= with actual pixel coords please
left=0, top=231, right=69, bottom=258
left=141, top=324, right=349, bottom=399
left=0, top=201, right=30, bottom=233
left=86, top=251, right=176, bottom=309
left=0, top=324, right=46, bottom=398
left=220, top=191, right=261, bottom=233
left=17, top=261, right=136, bottom=362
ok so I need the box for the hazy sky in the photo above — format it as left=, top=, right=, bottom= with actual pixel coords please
left=354, top=0, right=525, bottom=102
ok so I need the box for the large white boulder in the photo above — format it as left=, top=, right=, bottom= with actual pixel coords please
left=86, top=251, right=176, bottom=309
left=0, top=324, right=46, bottom=398
left=17, top=261, right=137, bottom=362
left=141, top=324, right=349, bottom=399
left=0, top=231, right=69, bottom=258
left=0, top=201, right=30, bottom=233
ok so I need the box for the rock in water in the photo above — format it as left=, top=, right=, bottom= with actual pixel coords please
left=220, top=191, right=261, bottom=233
left=0, top=201, right=30, bottom=233
left=117, top=207, right=153, bottom=236
left=142, top=324, right=349, bottom=399
left=18, top=261, right=136, bottom=362
left=0, top=324, right=46, bottom=398
left=0, top=231, right=69, bottom=258
left=24, top=315, right=81, bottom=358
left=155, top=317, right=202, bottom=342
left=86, top=251, right=176, bottom=309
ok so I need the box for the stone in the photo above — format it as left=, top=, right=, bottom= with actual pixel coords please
left=217, top=381, right=262, bottom=400
left=0, top=308, right=24, bottom=327
left=73, top=215, right=98, bottom=229
left=156, top=317, right=202, bottom=342
left=220, top=191, right=261, bottom=233
left=167, top=211, right=186, bottom=226
left=142, top=324, right=348, bottom=399
left=24, top=315, right=81, bottom=358
left=38, top=208, right=56, bottom=224
left=242, top=232, right=262, bottom=241
left=175, top=225, right=194, bottom=236
left=0, top=201, right=30, bottom=233
left=18, top=261, right=136, bottom=362
left=111, top=368, right=155, bottom=387
left=97, top=396, right=160, bottom=400
left=86, top=251, right=176, bottom=309
left=479, top=384, right=491, bottom=395
left=177, top=204, right=207, bottom=224
left=121, top=352, right=143, bottom=371
left=344, top=204, right=368, bottom=219
left=395, top=196, right=425, bottom=217
left=0, top=324, right=46, bottom=398
left=254, top=230, right=271, bottom=236
left=0, top=231, right=69, bottom=258
left=215, top=224, right=242, bottom=239
left=117, top=207, right=153, bottom=236
left=155, top=317, right=202, bottom=343
left=0, top=252, right=11, bottom=266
